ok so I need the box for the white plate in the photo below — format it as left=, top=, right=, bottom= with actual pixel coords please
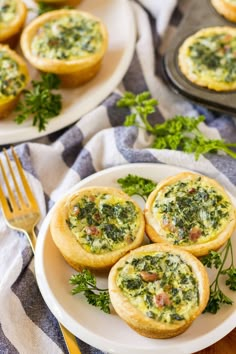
left=0, top=0, right=136, bottom=145
left=35, top=163, right=236, bottom=354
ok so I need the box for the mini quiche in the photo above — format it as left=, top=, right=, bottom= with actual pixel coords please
left=145, top=172, right=236, bottom=257
left=108, top=243, right=209, bottom=339
left=212, top=0, right=236, bottom=22
left=178, top=27, right=236, bottom=91
left=0, top=45, right=29, bottom=119
left=20, top=9, right=108, bottom=87
left=0, top=0, right=27, bottom=48
left=50, top=187, right=145, bottom=270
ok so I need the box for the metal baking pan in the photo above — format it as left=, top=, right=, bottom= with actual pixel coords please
left=163, top=0, right=236, bottom=115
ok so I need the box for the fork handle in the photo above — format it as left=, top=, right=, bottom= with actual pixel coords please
left=26, top=229, right=82, bottom=354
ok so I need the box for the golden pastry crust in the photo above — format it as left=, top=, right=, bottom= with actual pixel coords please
left=20, top=9, right=108, bottom=87
left=50, top=186, right=145, bottom=271
left=0, top=0, right=27, bottom=48
left=145, top=172, right=236, bottom=257
left=211, top=0, right=236, bottom=22
left=0, top=45, right=29, bottom=119
left=108, top=243, right=210, bottom=339
left=178, top=26, right=236, bottom=91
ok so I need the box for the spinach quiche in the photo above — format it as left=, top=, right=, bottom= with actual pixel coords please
left=0, top=44, right=29, bottom=119
left=50, top=187, right=145, bottom=270
left=212, top=0, right=236, bottom=22
left=108, top=243, right=209, bottom=339
left=20, top=9, right=108, bottom=87
left=0, top=0, right=27, bottom=48
left=178, top=27, right=236, bottom=91
left=145, top=172, right=236, bottom=257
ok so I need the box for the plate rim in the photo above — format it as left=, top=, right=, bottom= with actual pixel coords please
left=35, top=163, right=236, bottom=354
left=0, top=0, right=136, bottom=145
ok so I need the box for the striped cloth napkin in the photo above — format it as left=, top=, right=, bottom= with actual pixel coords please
left=0, top=0, right=236, bottom=353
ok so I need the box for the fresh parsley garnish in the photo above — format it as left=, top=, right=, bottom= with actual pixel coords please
left=69, top=269, right=111, bottom=313
left=201, top=239, right=236, bottom=313
left=37, top=2, right=56, bottom=15
left=117, top=174, right=156, bottom=201
left=15, top=73, right=62, bottom=132
left=117, top=91, right=236, bottom=160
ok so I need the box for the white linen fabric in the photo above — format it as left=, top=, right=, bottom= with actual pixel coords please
left=0, top=0, right=236, bottom=353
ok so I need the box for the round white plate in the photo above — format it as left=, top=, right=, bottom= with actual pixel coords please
left=0, top=0, right=136, bottom=145
left=35, top=163, right=236, bottom=354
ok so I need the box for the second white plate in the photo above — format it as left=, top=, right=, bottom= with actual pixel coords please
left=35, top=163, right=236, bottom=354
left=0, top=0, right=136, bottom=145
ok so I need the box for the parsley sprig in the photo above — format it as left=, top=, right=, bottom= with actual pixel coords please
left=15, top=73, right=62, bottom=131
left=117, top=174, right=156, bottom=201
left=117, top=91, right=236, bottom=160
left=37, top=2, right=73, bottom=15
left=69, top=269, right=111, bottom=313
left=201, top=239, right=236, bottom=314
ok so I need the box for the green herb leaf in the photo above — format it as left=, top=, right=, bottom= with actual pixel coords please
left=37, top=2, right=56, bottom=15
left=117, top=174, right=157, bottom=201
left=204, top=288, right=233, bottom=314
left=201, top=239, right=236, bottom=314
left=201, top=250, right=222, bottom=269
left=117, top=91, right=236, bottom=160
left=15, top=73, right=62, bottom=132
left=69, top=269, right=110, bottom=313
left=222, top=267, right=236, bottom=291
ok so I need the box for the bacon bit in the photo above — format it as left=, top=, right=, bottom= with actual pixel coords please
left=89, top=195, right=95, bottom=202
left=140, top=271, right=159, bottom=282
left=72, top=206, right=80, bottom=215
left=94, top=212, right=101, bottom=221
left=189, top=227, right=201, bottom=242
left=154, top=292, right=171, bottom=307
left=188, top=188, right=196, bottom=194
left=85, top=226, right=100, bottom=236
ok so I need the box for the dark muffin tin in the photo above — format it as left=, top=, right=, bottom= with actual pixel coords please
left=163, top=0, right=236, bottom=115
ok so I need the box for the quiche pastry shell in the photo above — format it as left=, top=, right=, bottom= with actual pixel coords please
left=20, top=9, right=108, bottom=88
left=0, top=0, right=27, bottom=48
left=211, top=0, right=236, bottom=22
left=0, top=45, right=29, bottom=119
left=50, top=186, right=145, bottom=271
left=144, top=172, right=236, bottom=257
left=178, top=26, right=236, bottom=91
left=108, top=243, right=210, bottom=339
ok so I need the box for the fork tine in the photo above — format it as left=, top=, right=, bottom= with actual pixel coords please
left=0, top=156, right=19, bottom=212
left=3, top=148, right=28, bottom=209
left=11, top=147, right=39, bottom=210
left=0, top=176, right=12, bottom=218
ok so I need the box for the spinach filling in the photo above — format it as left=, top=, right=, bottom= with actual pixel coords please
left=188, top=33, right=236, bottom=83
left=154, top=177, right=230, bottom=245
left=67, top=193, right=138, bottom=254
left=0, top=51, right=26, bottom=98
left=0, top=0, right=17, bottom=24
left=31, top=14, right=103, bottom=60
left=117, top=252, right=199, bottom=324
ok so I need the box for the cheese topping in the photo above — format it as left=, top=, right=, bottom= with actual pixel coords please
left=187, top=31, right=236, bottom=84
left=31, top=14, right=103, bottom=60
left=116, top=251, right=199, bottom=324
left=0, top=0, right=17, bottom=25
left=152, top=175, right=231, bottom=246
left=0, top=50, right=26, bottom=99
left=67, top=192, right=139, bottom=254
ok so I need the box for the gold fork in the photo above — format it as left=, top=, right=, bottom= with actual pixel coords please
left=0, top=146, right=81, bottom=354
